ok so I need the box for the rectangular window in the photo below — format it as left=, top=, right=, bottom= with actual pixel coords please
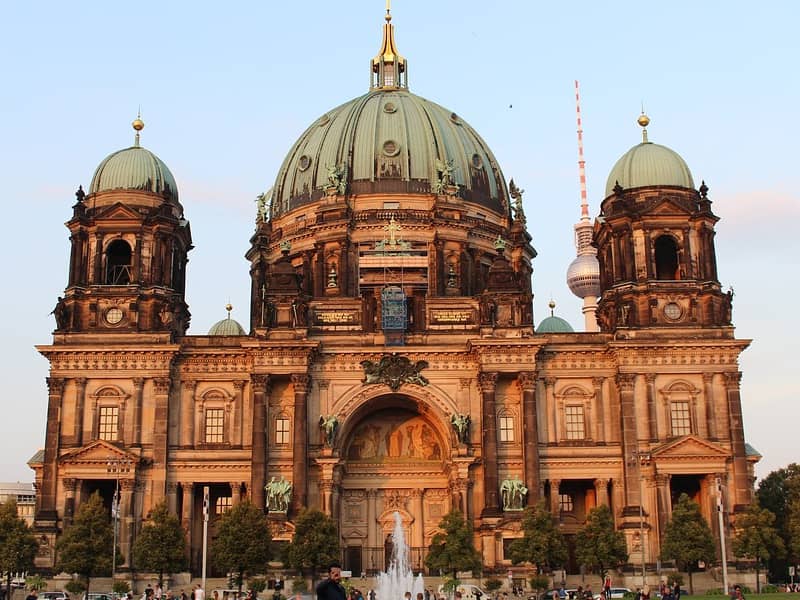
left=499, top=416, right=515, bottom=442
left=98, top=406, right=119, bottom=441
left=559, top=493, right=574, bottom=513
left=670, top=401, right=691, bottom=436
left=564, top=405, right=585, bottom=440
left=215, top=496, right=232, bottom=515
left=205, top=408, right=225, bottom=443
left=275, top=417, right=290, bottom=445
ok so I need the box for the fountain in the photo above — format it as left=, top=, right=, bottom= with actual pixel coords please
left=375, top=511, right=426, bottom=600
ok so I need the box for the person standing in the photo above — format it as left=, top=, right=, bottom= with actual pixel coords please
left=603, top=577, right=612, bottom=600
left=317, top=563, right=346, bottom=600
left=195, top=585, right=205, bottom=600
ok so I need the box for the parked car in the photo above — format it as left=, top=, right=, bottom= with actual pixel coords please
left=593, top=588, right=632, bottom=600
left=82, top=592, right=115, bottom=600
left=41, top=593, right=69, bottom=600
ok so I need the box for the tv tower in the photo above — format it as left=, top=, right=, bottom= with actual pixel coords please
left=566, top=80, right=601, bottom=331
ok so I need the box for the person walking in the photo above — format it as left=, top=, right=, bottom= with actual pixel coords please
left=317, top=563, right=346, bottom=600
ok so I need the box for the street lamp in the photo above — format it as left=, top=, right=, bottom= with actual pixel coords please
left=107, top=457, right=132, bottom=581
left=628, top=451, right=651, bottom=588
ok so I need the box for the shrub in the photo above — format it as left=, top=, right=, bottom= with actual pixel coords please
left=249, top=578, right=267, bottom=594
left=65, top=580, right=86, bottom=595
left=485, top=579, right=503, bottom=593
left=762, top=585, right=778, bottom=594
left=529, top=576, right=549, bottom=593
left=113, top=581, right=131, bottom=595
left=291, top=578, right=308, bottom=594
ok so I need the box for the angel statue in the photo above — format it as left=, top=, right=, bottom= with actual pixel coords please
left=319, top=414, right=339, bottom=447
left=433, top=158, right=456, bottom=194
left=324, top=164, right=348, bottom=195
left=265, top=476, right=292, bottom=513
left=508, top=178, right=526, bottom=223
left=500, top=475, right=528, bottom=511
left=450, top=413, right=471, bottom=444
left=255, top=187, right=272, bottom=222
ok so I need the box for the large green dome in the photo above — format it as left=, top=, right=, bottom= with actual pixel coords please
left=270, top=89, right=509, bottom=218
left=605, top=141, right=694, bottom=198
left=90, top=145, right=179, bottom=202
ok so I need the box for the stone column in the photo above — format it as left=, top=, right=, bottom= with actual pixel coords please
left=703, top=372, right=717, bottom=440
left=92, top=232, right=103, bottom=283
left=62, top=478, right=77, bottom=527
left=612, top=478, right=625, bottom=518
left=131, top=377, right=143, bottom=446
left=181, top=483, right=194, bottom=563
left=119, top=478, right=135, bottom=568
left=645, top=374, right=658, bottom=441
left=592, top=377, right=606, bottom=444
left=518, top=372, right=541, bottom=502
left=291, top=374, right=310, bottom=512
left=133, top=232, right=143, bottom=284
left=40, top=377, right=65, bottom=518
left=594, top=478, right=609, bottom=507
left=617, top=373, right=641, bottom=506
left=367, top=489, right=377, bottom=551
left=549, top=479, right=561, bottom=515
left=180, top=379, right=196, bottom=448
left=411, top=489, right=424, bottom=551
left=724, top=372, right=752, bottom=504
left=233, top=381, right=246, bottom=447
left=231, top=482, right=242, bottom=505
left=250, top=375, right=269, bottom=510
left=71, top=378, right=87, bottom=446
left=151, top=377, right=171, bottom=505
left=655, top=473, right=672, bottom=542
left=167, top=482, right=179, bottom=515
left=319, top=481, right=334, bottom=514
left=545, top=377, right=557, bottom=443
left=479, top=372, right=500, bottom=516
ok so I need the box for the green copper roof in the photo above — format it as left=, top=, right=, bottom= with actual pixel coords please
left=208, top=315, right=246, bottom=336
left=536, top=315, right=575, bottom=333
left=89, top=145, right=179, bottom=202
left=270, top=89, right=508, bottom=218
left=605, top=141, right=694, bottom=197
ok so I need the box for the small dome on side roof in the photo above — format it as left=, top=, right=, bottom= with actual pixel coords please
left=208, top=304, right=246, bottom=336
left=536, top=315, right=575, bottom=333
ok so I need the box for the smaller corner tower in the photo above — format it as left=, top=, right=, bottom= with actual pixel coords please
left=55, top=116, right=192, bottom=338
left=593, top=114, right=730, bottom=333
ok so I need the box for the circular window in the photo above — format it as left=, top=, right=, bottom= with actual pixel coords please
left=382, top=140, right=400, bottom=157
left=471, top=153, right=483, bottom=168
left=383, top=102, right=397, bottom=113
left=298, top=155, right=312, bottom=171
left=105, top=307, right=124, bottom=325
left=663, top=302, right=683, bottom=321
left=450, top=112, right=460, bottom=123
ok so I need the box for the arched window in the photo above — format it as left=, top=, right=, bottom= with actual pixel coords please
left=105, top=239, right=132, bottom=285
left=654, top=235, right=680, bottom=280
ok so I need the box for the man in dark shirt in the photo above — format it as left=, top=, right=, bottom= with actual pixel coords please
left=317, top=563, right=346, bottom=600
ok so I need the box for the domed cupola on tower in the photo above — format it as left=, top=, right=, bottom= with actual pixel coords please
left=247, top=6, right=536, bottom=340
left=593, top=114, right=732, bottom=332
left=54, top=116, right=192, bottom=337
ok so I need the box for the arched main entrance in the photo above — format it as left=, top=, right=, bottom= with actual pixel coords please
left=337, top=398, right=453, bottom=576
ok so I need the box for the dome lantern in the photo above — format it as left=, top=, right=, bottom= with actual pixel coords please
left=371, top=0, right=407, bottom=90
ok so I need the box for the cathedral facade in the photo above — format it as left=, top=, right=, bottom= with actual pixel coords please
left=31, top=9, right=757, bottom=578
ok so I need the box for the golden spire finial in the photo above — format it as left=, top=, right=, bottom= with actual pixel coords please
left=132, top=109, right=144, bottom=147
left=225, top=303, right=233, bottom=318
left=548, top=299, right=556, bottom=316
left=385, top=0, right=392, bottom=22
left=637, top=107, right=650, bottom=143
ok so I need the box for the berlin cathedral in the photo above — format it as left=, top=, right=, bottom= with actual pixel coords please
left=31, top=6, right=758, bottom=579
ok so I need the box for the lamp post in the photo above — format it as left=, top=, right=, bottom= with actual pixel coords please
left=628, top=451, right=651, bottom=588
left=107, top=457, right=132, bottom=581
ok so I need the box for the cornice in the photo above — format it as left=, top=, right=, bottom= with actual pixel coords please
left=39, top=349, right=178, bottom=372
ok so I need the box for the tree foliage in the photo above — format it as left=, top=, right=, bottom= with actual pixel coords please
left=574, top=504, right=628, bottom=585
left=757, top=463, right=800, bottom=578
left=132, top=501, right=187, bottom=587
left=56, top=492, right=114, bottom=594
left=0, top=500, right=38, bottom=597
left=660, top=493, right=716, bottom=595
left=732, top=500, right=785, bottom=593
left=211, top=502, right=272, bottom=595
left=283, top=508, right=340, bottom=574
left=424, top=509, right=482, bottom=578
left=507, top=501, right=567, bottom=571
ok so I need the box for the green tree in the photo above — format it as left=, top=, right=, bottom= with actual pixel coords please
left=756, top=463, right=800, bottom=579
left=211, top=501, right=272, bottom=596
left=660, top=493, right=716, bottom=595
left=732, top=500, right=785, bottom=593
left=284, top=508, right=340, bottom=577
left=425, top=509, right=482, bottom=579
left=574, top=504, right=628, bottom=586
left=56, top=492, right=115, bottom=595
left=507, top=501, right=568, bottom=572
left=0, top=500, right=38, bottom=597
left=132, top=500, right=187, bottom=588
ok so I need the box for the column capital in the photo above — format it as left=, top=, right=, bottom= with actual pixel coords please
left=517, top=372, right=536, bottom=392
left=478, top=372, right=498, bottom=393
left=291, top=373, right=311, bottom=394
left=702, top=372, right=715, bottom=384
left=410, top=488, right=424, bottom=499
left=46, top=377, right=65, bottom=395
left=594, top=478, right=609, bottom=487
left=233, top=380, right=246, bottom=392
left=251, top=374, right=269, bottom=393
left=74, top=377, right=88, bottom=389
left=616, top=373, right=636, bottom=391
left=120, top=478, right=136, bottom=492
left=153, top=377, right=171, bottom=395
left=62, top=478, right=78, bottom=492
left=543, top=376, right=557, bottom=388
left=644, top=373, right=656, bottom=384
left=723, top=371, right=742, bottom=388
left=592, top=376, right=605, bottom=390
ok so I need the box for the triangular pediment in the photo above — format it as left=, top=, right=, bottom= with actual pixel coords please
left=59, top=440, right=139, bottom=466
left=646, top=196, right=693, bottom=216
left=652, top=435, right=730, bottom=461
left=94, top=202, right=142, bottom=221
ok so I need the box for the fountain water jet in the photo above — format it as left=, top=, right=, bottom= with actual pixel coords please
left=375, top=511, right=425, bottom=600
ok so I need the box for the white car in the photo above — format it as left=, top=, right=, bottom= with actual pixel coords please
left=593, top=588, right=632, bottom=600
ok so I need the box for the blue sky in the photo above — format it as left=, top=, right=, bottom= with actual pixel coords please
left=1, top=1, right=797, bottom=483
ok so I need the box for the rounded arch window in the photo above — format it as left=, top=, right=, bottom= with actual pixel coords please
left=654, top=235, right=680, bottom=280
left=105, top=239, right=132, bottom=285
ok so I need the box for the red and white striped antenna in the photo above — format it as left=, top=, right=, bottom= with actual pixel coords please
left=575, top=80, right=589, bottom=219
